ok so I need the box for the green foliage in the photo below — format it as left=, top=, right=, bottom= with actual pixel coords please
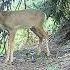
left=0, top=44, right=5, bottom=56
left=44, top=17, right=60, bottom=34
left=15, top=28, right=38, bottom=50
left=15, top=28, right=27, bottom=50
left=0, top=29, right=8, bottom=56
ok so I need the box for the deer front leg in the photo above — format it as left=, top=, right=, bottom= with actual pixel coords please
left=5, top=36, right=10, bottom=63
left=5, top=30, right=16, bottom=63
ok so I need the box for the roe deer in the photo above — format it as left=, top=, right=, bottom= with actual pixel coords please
left=0, top=9, right=50, bottom=63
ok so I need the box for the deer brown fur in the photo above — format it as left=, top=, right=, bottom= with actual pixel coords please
left=0, top=9, right=50, bottom=63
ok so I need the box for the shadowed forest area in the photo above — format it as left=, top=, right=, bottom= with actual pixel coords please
left=0, top=0, right=70, bottom=70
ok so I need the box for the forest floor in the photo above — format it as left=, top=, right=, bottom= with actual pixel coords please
left=0, top=47, right=70, bottom=70
left=0, top=37, right=70, bottom=70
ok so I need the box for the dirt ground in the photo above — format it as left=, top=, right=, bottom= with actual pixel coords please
left=0, top=41, right=70, bottom=70
left=0, top=48, right=70, bottom=70
left=0, top=48, right=59, bottom=70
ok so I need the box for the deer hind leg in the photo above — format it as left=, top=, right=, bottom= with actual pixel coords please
left=5, top=30, right=16, bottom=63
left=30, top=26, right=50, bottom=56
left=5, top=36, right=10, bottom=63
left=37, top=25, right=50, bottom=56
left=30, top=26, right=44, bottom=54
